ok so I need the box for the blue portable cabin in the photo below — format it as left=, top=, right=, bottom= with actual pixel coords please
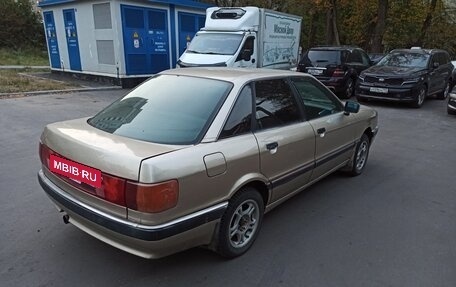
left=38, top=0, right=210, bottom=85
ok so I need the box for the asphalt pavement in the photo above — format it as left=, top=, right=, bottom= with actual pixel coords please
left=0, top=91, right=455, bottom=287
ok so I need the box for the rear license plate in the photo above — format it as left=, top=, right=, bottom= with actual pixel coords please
left=49, top=154, right=102, bottom=188
left=307, top=69, right=323, bottom=75
left=370, top=87, right=388, bottom=93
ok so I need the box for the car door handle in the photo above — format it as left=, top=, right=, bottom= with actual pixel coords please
left=266, top=142, right=278, bottom=150
left=317, top=127, right=326, bottom=137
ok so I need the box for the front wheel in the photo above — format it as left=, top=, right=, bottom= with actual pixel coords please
left=346, top=134, right=370, bottom=176
left=216, top=187, right=264, bottom=258
left=411, top=85, right=426, bottom=108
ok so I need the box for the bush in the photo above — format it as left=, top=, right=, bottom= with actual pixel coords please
left=0, top=0, right=45, bottom=50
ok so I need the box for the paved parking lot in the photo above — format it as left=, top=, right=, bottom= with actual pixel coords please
left=1, top=90, right=455, bottom=287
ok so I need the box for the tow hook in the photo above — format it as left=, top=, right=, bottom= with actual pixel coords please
left=63, top=214, right=70, bottom=224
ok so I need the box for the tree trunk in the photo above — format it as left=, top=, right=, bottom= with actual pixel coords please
left=308, top=9, right=317, bottom=49
left=416, top=0, right=437, bottom=46
left=370, top=0, right=388, bottom=53
left=325, top=0, right=340, bottom=45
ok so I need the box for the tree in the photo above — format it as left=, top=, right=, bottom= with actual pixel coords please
left=369, top=0, right=388, bottom=52
left=0, top=0, right=45, bottom=49
left=325, top=0, right=340, bottom=45
left=416, top=0, right=438, bottom=46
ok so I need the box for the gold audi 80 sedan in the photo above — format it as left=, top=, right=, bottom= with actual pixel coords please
left=38, top=68, right=378, bottom=259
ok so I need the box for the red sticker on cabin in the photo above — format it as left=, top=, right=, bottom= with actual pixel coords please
left=49, top=154, right=102, bottom=188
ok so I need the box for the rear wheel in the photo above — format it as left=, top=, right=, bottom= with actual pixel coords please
left=342, top=78, right=354, bottom=99
left=411, top=85, right=426, bottom=108
left=436, top=81, right=450, bottom=100
left=216, top=187, right=264, bottom=258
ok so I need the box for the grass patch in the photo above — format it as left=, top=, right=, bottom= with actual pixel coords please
left=0, top=48, right=49, bottom=66
left=0, top=69, right=79, bottom=93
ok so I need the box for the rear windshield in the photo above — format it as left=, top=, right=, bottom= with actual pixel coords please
left=89, top=75, right=232, bottom=145
left=306, top=50, right=341, bottom=64
left=378, top=52, right=430, bottom=68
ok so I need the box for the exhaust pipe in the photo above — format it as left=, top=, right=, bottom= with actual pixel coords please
left=63, top=214, right=70, bottom=224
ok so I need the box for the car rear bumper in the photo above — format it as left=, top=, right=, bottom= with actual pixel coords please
left=38, top=170, right=227, bottom=258
left=316, top=77, right=347, bottom=93
left=356, top=84, right=418, bottom=102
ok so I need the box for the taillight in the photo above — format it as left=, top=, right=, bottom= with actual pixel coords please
left=332, top=68, right=345, bottom=77
left=126, top=180, right=179, bottom=213
left=39, top=142, right=52, bottom=169
left=96, top=173, right=126, bottom=206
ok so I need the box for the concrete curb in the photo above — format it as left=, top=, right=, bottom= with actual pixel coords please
left=0, top=86, right=123, bottom=99
left=0, top=65, right=50, bottom=69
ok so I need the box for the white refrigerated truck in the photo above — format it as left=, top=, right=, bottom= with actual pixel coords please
left=177, top=6, right=302, bottom=70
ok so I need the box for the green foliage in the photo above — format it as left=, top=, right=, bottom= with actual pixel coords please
left=0, top=48, right=49, bottom=66
left=0, top=0, right=45, bottom=50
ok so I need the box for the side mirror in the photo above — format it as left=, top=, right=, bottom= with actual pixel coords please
left=344, top=101, right=360, bottom=115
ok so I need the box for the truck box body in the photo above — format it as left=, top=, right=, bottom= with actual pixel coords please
left=177, top=7, right=302, bottom=70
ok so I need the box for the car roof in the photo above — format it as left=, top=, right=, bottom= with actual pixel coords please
left=390, top=48, right=448, bottom=55
left=309, top=46, right=359, bottom=52
left=160, top=68, right=304, bottom=82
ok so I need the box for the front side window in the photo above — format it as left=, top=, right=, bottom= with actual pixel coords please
left=254, top=79, right=301, bottom=130
left=220, top=85, right=253, bottom=139
left=290, top=77, right=342, bottom=120
left=89, top=75, right=232, bottom=144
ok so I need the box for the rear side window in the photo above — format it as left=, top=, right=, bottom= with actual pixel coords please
left=254, top=79, right=301, bottom=130
left=89, top=75, right=232, bottom=145
left=220, top=85, right=253, bottom=139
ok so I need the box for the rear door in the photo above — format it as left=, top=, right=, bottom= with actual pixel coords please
left=252, top=78, right=315, bottom=203
left=428, top=53, right=443, bottom=94
left=290, top=77, right=357, bottom=180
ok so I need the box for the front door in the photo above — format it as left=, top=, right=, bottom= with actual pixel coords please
left=290, top=77, right=357, bottom=181
left=43, top=11, right=60, bottom=69
left=63, top=9, right=82, bottom=71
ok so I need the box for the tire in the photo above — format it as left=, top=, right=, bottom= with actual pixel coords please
left=436, top=81, right=450, bottom=100
left=411, top=85, right=427, bottom=108
left=448, top=107, right=456, bottom=115
left=347, top=134, right=370, bottom=176
left=216, top=187, right=264, bottom=258
left=342, top=78, right=354, bottom=99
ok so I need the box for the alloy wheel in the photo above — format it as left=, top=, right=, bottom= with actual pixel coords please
left=229, top=199, right=260, bottom=249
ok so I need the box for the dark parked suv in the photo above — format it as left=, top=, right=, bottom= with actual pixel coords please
left=356, top=48, right=454, bottom=108
left=297, top=46, right=372, bottom=98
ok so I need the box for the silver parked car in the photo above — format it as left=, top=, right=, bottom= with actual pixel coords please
left=38, top=68, right=378, bottom=259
